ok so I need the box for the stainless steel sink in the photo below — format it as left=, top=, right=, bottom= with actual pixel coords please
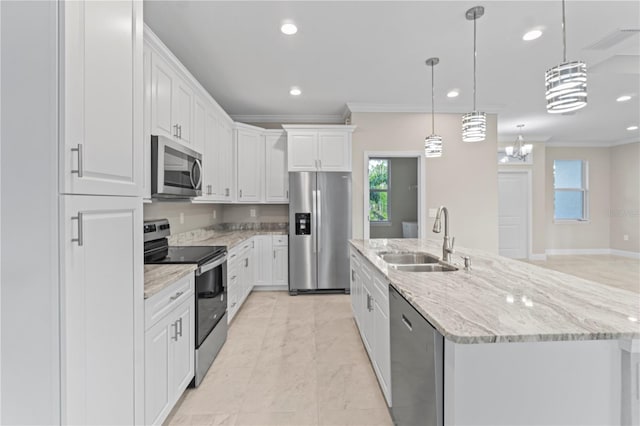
left=389, top=263, right=458, bottom=272
left=378, top=252, right=440, bottom=265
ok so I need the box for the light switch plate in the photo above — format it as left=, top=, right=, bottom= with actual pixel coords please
left=250, top=208, right=256, bottom=217
left=179, top=212, right=184, bottom=224
left=623, top=234, right=629, bottom=241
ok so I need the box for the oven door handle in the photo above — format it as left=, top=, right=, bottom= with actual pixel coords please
left=196, top=255, right=227, bottom=276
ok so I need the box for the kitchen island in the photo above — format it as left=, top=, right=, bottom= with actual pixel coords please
left=350, top=238, right=639, bottom=426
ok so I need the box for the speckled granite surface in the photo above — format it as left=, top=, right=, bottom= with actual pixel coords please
left=144, top=264, right=197, bottom=299
left=169, top=224, right=287, bottom=249
left=350, top=238, right=640, bottom=344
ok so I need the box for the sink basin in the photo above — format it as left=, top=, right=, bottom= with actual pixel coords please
left=390, top=263, right=458, bottom=272
left=378, top=252, right=440, bottom=265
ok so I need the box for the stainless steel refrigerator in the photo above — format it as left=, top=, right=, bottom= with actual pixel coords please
left=289, top=172, right=352, bottom=294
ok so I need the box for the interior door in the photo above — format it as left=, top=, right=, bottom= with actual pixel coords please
left=498, top=172, right=529, bottom=259
left=317, top=172, right=352, bottom=290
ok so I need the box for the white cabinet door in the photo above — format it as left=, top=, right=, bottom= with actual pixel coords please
left=142, top=42, right=152, bottom=200
left=62, top=195, right=143, bottom=425
left=272, top=244, right=289, bottom=286
left=350, top=255, right=359, bottom=321
left=172, top=78, right=193, bottom=145
left=151, top=52, right=175, bottom=140
left=218, top=119, right=235, bottom=201
left=254, top=236, right=273, bottom=287
left=236, top=130, right=264, bottom=202
left=373, top=297, right=391, bottom=405
left=288, top=132, right=318, bottom=171
left=170, top=300, right=195, bottom=400
left=265, top=133, right=289, bottom=202
left=62, top=0, right=143, bottom=197
left=199, top=110, right=218, bottom=199
left=318, top=131, right=351, bottom=171
left=144, top=315, right=171, bottom=426
left=193, top=96, right=207, bottom=155
left=227, top=272, right=240, bottom=323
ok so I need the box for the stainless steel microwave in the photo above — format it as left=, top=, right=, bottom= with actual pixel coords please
left=151, top=135, right=202, bottom=198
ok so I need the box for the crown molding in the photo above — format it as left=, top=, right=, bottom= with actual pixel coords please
left=610, top=136, right=640, bottom=147
left=230, top=114, right=344, bottom=124
left=346, top=102, right=505, bottom=114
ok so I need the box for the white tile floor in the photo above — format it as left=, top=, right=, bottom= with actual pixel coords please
left=165, top=292, right=392, bottom=426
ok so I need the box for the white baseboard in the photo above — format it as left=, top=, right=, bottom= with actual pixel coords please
left=545, top=248, right=612, bottom=256
left=545, top=248, right=640, bottom=259
left=252, top=285, right=288, bottom=292
left=528, top=253, right=547, bottom=261
left=610, top=249, right=640, bottom=260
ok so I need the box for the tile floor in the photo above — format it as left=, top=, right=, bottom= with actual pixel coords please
left=166, top=292, right=392, bottom=426
left=524, top=254, right=640, bottom=294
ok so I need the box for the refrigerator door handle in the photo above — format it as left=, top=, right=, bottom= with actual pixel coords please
left=312, top=189, right=317, bottom=254
left=317, top=190, right=322, bottom=253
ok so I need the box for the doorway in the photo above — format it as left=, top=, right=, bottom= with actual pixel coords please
left=498, top=170, right=531, bottom=259
left=364, top=152, right=425, bottom=240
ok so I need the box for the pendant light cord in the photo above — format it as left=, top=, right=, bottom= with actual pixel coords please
left=561, top=0, right=567, bottom=62
left=473, top=10, right=477, bottom=112
left=431, top=65, right=435, bottom=133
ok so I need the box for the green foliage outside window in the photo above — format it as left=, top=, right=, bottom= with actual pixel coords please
left=369, top=159, right=389, bottom=222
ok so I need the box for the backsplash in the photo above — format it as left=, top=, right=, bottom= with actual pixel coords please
left=168, top=222, right=288, bottom=245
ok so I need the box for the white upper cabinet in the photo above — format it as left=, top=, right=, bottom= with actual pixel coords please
left=265, top=131, right=289, bottom=202
left=62, top=0, right=143, bottom=196
left=216, top=118, right=235, bottom=202
left=193, top=95, right=208, bottom=155
left=284, top=125, right=355, bottom=172
left=150, top=51, right=174, bottom=140
left=236, top=126, right=264, bottom=203
left=172, top=78, right=193, bottom=144
left=143, top=41, right=152, bottom=200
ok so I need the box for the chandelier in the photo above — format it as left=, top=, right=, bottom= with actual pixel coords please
left=504, top=124, right=532, bottom=161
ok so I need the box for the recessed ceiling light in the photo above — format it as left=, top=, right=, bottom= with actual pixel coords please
left=281, top=23, right=298, bottom=35
left=289, top=87, right=301, bottom=96
left=617, top=95, right=632, bottom=102
left=627, top=125, right=638, bottom=131
left=522, top=29, right=543, bottom=41
left=446, top=90, right=459, bottom=98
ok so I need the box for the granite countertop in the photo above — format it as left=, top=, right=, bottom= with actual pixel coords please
left=350, top=238, right=640, bottom=344
left=173, top=230, right=287, bottom=250
left=144, top=264, right=197, bottom=299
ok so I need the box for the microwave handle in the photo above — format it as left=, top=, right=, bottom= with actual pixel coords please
left=190, top=158, right=202, bottom=190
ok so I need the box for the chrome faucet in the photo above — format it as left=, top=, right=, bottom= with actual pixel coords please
left=432, top=206, right=455, bottom=262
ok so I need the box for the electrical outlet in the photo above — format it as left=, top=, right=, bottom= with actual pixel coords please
left=212, top=209, right=217, bottom=220
left=179, top=212, right=184, bottom=224
left=623, top=234, right=629, bottom=241
left=428, top=208, right=438, bottom=218
left=250, top=208, right=256, bottom=218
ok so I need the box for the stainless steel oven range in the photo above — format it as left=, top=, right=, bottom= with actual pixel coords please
left=143, top=219, right=227, bottom=387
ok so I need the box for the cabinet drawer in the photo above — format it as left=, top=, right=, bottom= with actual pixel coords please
left=372, top=276, right=389, bottom=317
left=145, top=274, right=194, bottom=330
left=350, top=249, right=361, bottom=269
left=272, top=235, right=288, bottom=246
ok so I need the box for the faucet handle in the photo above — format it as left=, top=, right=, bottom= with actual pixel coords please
left=449, top=236, right=455, bottom=252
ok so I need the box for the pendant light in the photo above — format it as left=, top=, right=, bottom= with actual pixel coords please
left=462, top=6, right=486, bottom=142
left=425, top=57, right=442, bottom=158
left=545, top=0, right=587, bottom=114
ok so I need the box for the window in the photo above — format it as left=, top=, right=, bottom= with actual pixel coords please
left=553, top=160, right=589, bottom=221
left=369, top=159, right=390, bottom=222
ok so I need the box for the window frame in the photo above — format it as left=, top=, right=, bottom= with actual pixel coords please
left=553, top=160, right=590, bottom=223
left=368, top=158, right=391, bottom=225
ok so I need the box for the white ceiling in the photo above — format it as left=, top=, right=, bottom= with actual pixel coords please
left=144, top=0, right=640, bottom=145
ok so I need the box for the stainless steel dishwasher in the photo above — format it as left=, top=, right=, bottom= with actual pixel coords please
left=390, top=286, right=444, bottom=426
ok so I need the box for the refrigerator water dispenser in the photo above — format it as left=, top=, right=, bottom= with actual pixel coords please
left=295, top=213, right=311, bottom=235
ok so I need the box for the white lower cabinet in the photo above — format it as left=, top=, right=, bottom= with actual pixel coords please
left=227, top=240, right=254, bottom=322
left=62, top=195, right=143, bottom=425
left=253, top=235, right=289, bottom=289
left=144, top=274, right=195, bottom=426
left=350, top=249, right=392, bottom=406
left=272, top=237, right=289, bottom=286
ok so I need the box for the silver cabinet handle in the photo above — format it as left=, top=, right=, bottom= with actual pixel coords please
left=351, top=270, right=355, bottom=281
left=172, top=321, right=179, bottom=341
left=239, top=189, right=243, bottom=198
left=177, top=317, right=183, bottom=338
left=231, top=302, right=237, bottom=308
left=225, top=188, right=230, bottom=197
left=273, top=250, right=276, bottom=259
left=402, top=314, right=413, bottom=331
left=170, top=291, right=184, bottom=301
left=366, top=294, right=370, bottom=311
left=231, top=275, right=237, bottom=280
left=178, top=124, right=182, bottom=139
left=173, top=124, right=179, bottom=137
left=71, top=144, right=83, bottom=177
left=319, top=159, right=322, bottom=168
left=245, top=258, right=249, bottom=267
left=286, top=190, right=289, bottom=199
left=71, top=213, right=84, bottom=246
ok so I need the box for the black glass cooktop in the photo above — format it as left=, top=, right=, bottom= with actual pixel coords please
left=145, top=245, right=226, bottom=266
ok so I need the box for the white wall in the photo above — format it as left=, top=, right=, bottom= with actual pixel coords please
left=370, top=157, right=418, bottom=239
left=609, top=142, right=640, bottom=253
left=352, top=112, right=499, bottom=253
left=1, top=2, right=60, bottom=423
